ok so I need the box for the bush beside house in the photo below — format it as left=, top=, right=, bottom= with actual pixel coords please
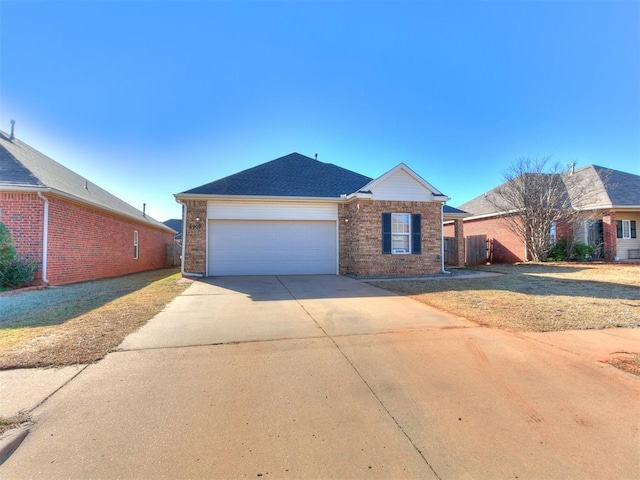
left=0, top=130, right=176, bottom=286
left=0, top=221, right=37, bottom=288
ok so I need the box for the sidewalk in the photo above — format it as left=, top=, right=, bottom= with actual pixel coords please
left=2, top=328, right=637, bottom=421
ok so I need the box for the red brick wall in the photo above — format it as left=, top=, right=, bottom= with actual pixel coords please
left=602, top=212, right=616, bottom=261
left=0, top=192, right=45, bottom=280
left=463, top=216, right=526, bottom=263
left=1, top=192, right=173, bottom=285
left=339, top=199, right=442, bottom=276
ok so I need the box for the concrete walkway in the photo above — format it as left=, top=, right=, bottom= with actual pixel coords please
left=1, top=275, right=639, bottom=479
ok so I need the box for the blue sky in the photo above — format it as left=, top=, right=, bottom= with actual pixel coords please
left=1, top=0, right=638, bottom=222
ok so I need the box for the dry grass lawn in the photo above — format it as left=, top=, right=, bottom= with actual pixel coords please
left=0, top=269, right=190, bottom=369
left=371, top=263, right=640, bottom=376
left=371, top=263, right=640, bottom=332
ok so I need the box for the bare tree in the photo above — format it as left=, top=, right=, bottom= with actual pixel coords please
left=487, top=157, right=606, bottom=262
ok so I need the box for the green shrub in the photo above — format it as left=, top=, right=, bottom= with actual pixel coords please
left=546, top=238, right=597, bottom=262
left=0, top=256, right=38, bottom=288
left=0, top=221, right=38, bottom=288
left=0, top=222, right=16, bottom=265
left=571, top=242, right=595, bottom=261
left=547, top=238, right=570, bottom=261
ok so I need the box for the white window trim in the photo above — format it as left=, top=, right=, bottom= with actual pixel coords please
left=133, top=230, right=139, bottom=259
left=621, top=220, right=631, bottom=239
left=391, top=212, right=411, bottom=254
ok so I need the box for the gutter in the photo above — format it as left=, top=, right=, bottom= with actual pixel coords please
left=36, top=191, right=49, bottom=284
left=2, top=186, right=174, bottom=234
left=441, top=202, right=451, bottom=275
left=175, top=199, right=203, bottom=278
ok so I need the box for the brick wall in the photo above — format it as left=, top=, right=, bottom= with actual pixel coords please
left=339, top=199, right=442, bottom=276
left=1, top=192, right=174, bottom=285
left=463, top=216, right=526, bottom=263
left=0, top=192, right=45, bottom=280
left=602, top=212, right=616, bottom=261
left=182, top=200, right=207, bottom=275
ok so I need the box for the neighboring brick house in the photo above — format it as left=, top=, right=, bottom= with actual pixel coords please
left=175, top=153, right=465, bottom=277
left=0, top=130, right=175, bottom=285
left=446, top=165, right=640, bottom=263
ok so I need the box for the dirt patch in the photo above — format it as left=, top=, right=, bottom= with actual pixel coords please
left=0, top=269, right=189, bottom=369
left=0, top=412, right=31, bottom=436
left=605, top=352, right=640, bottom=376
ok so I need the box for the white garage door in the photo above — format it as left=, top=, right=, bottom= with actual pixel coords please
left=208, top=220, right=337, bottom=275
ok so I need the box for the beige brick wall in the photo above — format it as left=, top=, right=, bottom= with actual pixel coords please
left=339, top=199, right=443, bottom=276
left=183, top=200, right=207, bottom=275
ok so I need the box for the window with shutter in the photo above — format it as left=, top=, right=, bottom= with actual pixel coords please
left=382, top=213, right=392, bottom=254
left=411, top=214, right=421, bottom=254
left=383, top=213, right=421, bottom=254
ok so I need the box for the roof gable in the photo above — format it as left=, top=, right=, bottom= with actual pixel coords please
left=459, top=164, right=640, bottom=217
left=180, top=153, right=373, bottom=198
left=361, top=163, right=448, bottom=202
left=0, top=131, right=170, bottom=231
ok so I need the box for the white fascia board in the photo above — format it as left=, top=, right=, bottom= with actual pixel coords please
left=0, top=185, right=45, bottom=192
left=443, top=212, right=467, bottom=220
left=577, top=204, right=640, bottom=212
left=17, top=187, right=174, bottom=233
left=463, top=209, right=521, bottom=221
left=360, top=163, right=446, bottom=196
left=175, top=193, right=344, bottom=204
left=343, top=191, right=373, bottom=200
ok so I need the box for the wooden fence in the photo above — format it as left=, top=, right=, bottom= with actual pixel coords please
left=444, top=237, right=457, bottom=266
left=466, top=235, right=488, bottom=265
left=166, top=241, right=182, bottom=267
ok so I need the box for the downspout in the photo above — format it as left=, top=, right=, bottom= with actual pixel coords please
left=176, top=199, right=203, bottom=277
left=441, top=202, right=451, bottom=274
left=36, top=191, right=50, bottom=284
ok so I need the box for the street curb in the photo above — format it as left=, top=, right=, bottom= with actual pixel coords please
left=0, top=426, right=29, bottom=466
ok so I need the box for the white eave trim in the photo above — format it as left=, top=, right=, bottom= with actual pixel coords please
left=462, top=208, right=521, bottom=221
left=175, top=193, right=347, bottom=203
left=577, top=204, right=640, bottom=212
left=2, top=186, right=174, bottom=233
left=443, top=212, right=468, bottom=220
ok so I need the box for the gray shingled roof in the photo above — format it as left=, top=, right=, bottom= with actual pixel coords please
left=443, top=205, right=468, bottom=215
left=181, top=153, right=373, bottom=198
left=457, top=187, right=511, bottom=217
left=0, top=131, right=172, bottom=231
left=459, top=164, right=640, bottom=217
left=582, top=165, right=640, bottom=207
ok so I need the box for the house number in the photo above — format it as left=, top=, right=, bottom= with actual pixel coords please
left=189, top=223, right=202, bottom=230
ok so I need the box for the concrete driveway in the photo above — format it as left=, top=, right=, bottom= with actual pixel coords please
left=2, top=275, right=639, bottom=479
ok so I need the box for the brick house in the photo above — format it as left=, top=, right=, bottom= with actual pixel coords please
left=175, top=153, right=465, bottom=277
left=445, top=165, right=640, bottom=263
left=0, top=130, right=176, bottom=285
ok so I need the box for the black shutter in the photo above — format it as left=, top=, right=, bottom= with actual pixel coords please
left=382, top=213, right=392, bottom=254
left=616, top=220, right=623, bottom=238
left=632, top=221, right=637, bottom=239
left=411, top=214, right=421, bottom=254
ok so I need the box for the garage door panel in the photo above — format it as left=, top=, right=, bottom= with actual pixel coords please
left=208, top=220, right=337, bottom=276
